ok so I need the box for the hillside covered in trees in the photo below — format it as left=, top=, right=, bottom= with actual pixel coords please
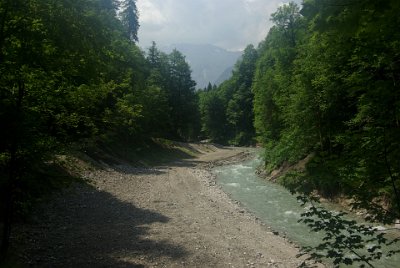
left=199, top=0, right=400, bottom=223
left=1, top=0, right=400, bottom=262
left=0, top=0, right=200, bottom=254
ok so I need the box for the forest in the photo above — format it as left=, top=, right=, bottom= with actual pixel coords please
left=0, top=0, right=201, bottom=254
left=199, top=0, right=400, bottom=224
left=1, top=0, right=399, bottom=262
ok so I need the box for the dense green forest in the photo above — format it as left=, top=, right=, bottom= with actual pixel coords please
left=200, top=0, right=400, bottom=223
left=199, top=44, right=258, bottom=145
left=0, top=0, right=200, bottom=254
left=1, top=0, right=400, bottom=259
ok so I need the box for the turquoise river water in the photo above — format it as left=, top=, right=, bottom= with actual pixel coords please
left=213, top=154, right=400, bottom=268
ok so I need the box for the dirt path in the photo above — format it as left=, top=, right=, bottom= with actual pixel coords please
left=13, top=145, right=312, bottom=267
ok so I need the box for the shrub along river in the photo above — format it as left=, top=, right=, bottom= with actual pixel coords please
left=213, top=153, right=400, bottom=267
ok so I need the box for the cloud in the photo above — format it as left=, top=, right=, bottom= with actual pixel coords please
left=137, top=0, right=302, bottom=51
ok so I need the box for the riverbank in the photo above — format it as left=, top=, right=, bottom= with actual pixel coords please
left=10, top=145, right=316, bottom=267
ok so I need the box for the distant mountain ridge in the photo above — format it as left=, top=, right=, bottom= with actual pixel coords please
left=162, top=43, right=242, bottom=89
left=214, top=65, right=235, bottom=86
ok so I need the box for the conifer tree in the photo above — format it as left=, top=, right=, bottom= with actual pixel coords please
left=119, top=0, right=139, bottom=42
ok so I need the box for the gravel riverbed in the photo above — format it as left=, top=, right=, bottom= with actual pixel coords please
left=12, top=145, right=319, bottom=267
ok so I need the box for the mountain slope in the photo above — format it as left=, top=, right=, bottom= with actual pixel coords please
left=162, top=43, right=242, bottom=89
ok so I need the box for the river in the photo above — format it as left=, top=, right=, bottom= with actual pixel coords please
left=213, top=154, right=400, bottom=268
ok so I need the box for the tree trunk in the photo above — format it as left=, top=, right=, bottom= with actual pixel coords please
left=1, top=162, right=15, bottom=257
left=1, top=79, right=24, bottom=258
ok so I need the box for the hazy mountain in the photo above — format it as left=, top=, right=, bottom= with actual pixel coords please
left=162, top=43, right=242, bottom=89
left=214, top=66, right=235, bottom=86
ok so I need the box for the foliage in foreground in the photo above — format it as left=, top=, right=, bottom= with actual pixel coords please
left=296, top=196, right=400, bottom=268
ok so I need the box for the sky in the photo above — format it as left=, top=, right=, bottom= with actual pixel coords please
left=137, top=0, right=303, bottom=51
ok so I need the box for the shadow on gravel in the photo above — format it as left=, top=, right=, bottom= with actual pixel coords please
left=112, top=165, right=167, bottom=176
left=13, top=183, right=188, bottom=267
left=157, top=160, right=198, bottom=169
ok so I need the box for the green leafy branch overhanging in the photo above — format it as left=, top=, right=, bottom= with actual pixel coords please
left=296, top=195, right=400, bottom=268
